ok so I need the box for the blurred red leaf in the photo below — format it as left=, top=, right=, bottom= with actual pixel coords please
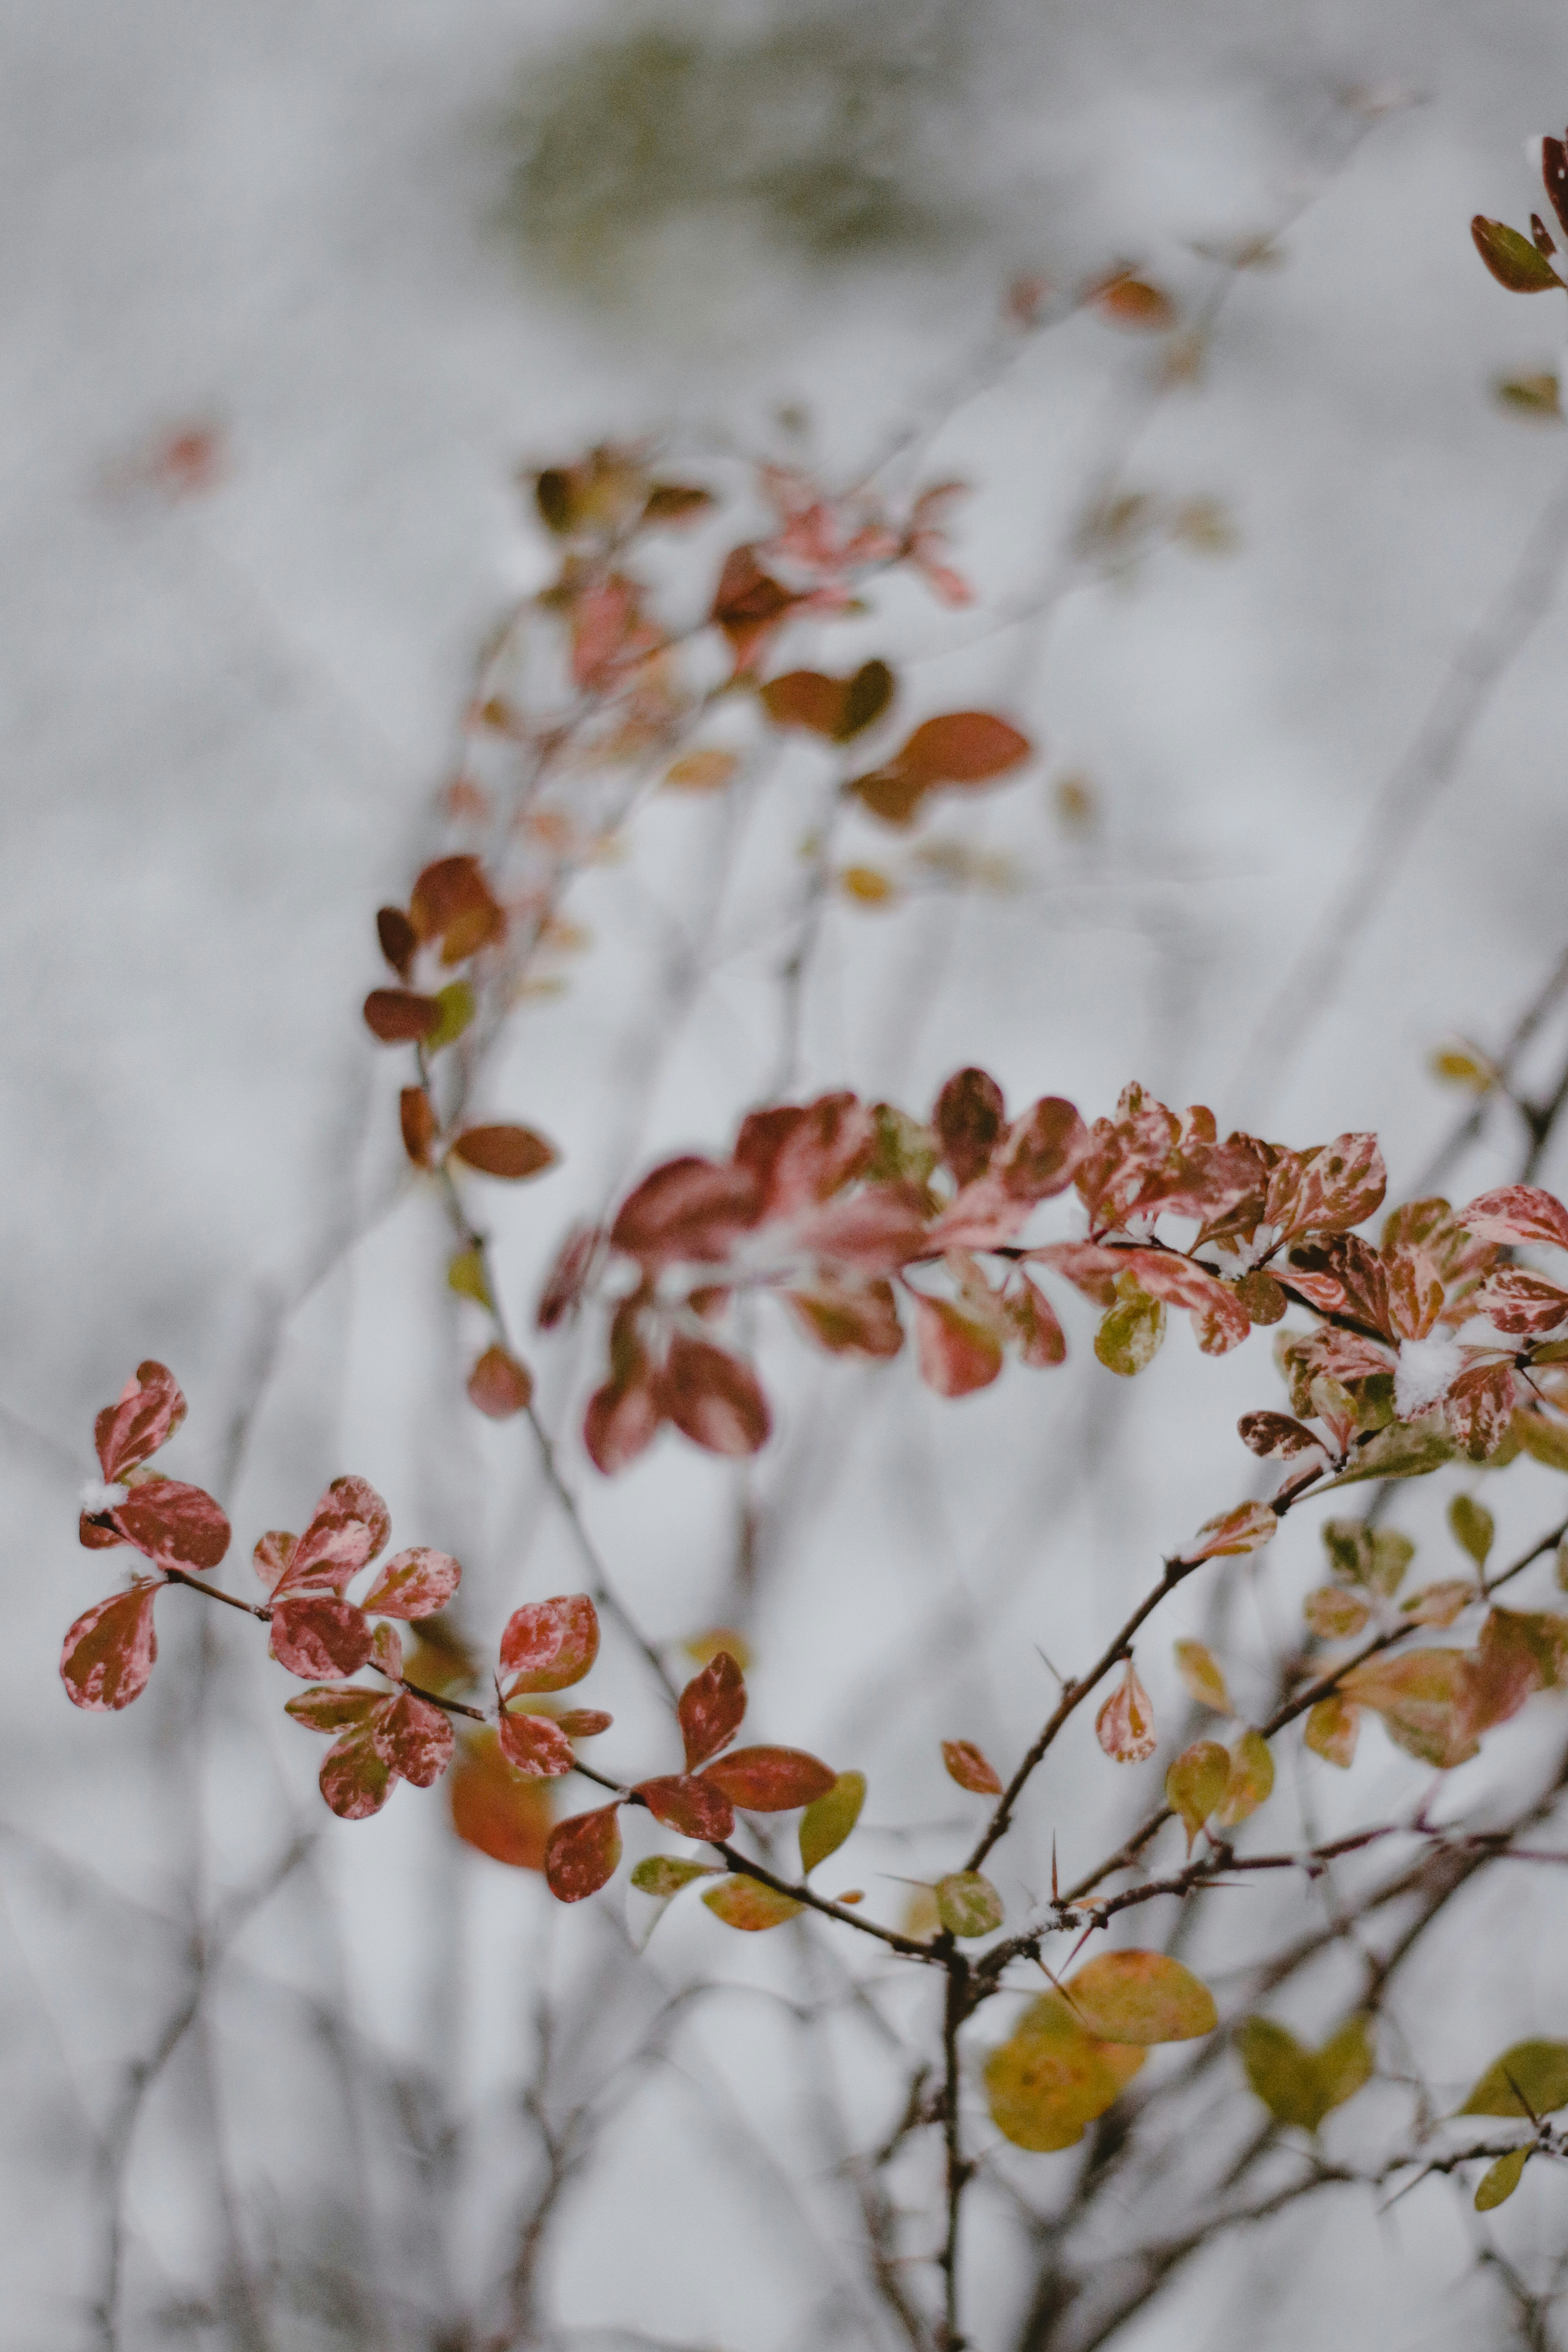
left=60, top=1581, right=160, bottom=1711
left=710, top=544, right=799, bottom=670
left=679, top=1650, right=747, bottom=1770
left=450, top=1125, right=558, bottom=1180
left=701, top=1746, right=837, bottom=1811
left=792, top=1186, right=929, bottom=1273
left=584, top=1371, right=663, bottom=1475
left=637, top=1774, right=737, bottom=1840
left=409, top=855, right=505, bottom=963
left=270, top=1596, right=374, bottom=1682
left=913, top=1296, right=1005, bottom=1398
left=537, top=1225, right=601, bottom=1330
left=942, top=1738, right=1004, bottom=1795
left=466, top=1345, right=534, bottom=1419
left=399, top=1087, right=437, bottom=1167
left=661, top=1336, right=771, bottom=1457
left=361, top=1547, right=461, bottom=1621
left=899, top=713, right=1030, bottom=784
left=999, top=1098, right=1091, bottom=1201
left=371, top=1691, right=454, bottom=1787
left=545, top=1804, right=623, bottom=1902
left=95, top=1361, right=186, bottom=1481
left=1005, top=1272, right=1067, bottom=1368
left=500, top=1594, right=600, bottom=1693
left=498, top=1709, right=575, bottom=1777
left=734, top=1093, right=873, bottom=1217
left=319, top=1726, right=395, bottom=1820
left=786, top=1273, right=905, bottom=1358
left=610, top=1157, right=760, bottom=1269
left=760, top=670, right=844, bottom=736
left=377, top=905, right=417, bottom=980
left=364, top=988, right=440, bottom=1044
left=450, top=1730, right=552, bottom=1868
left=935, top=1068, right=1005, bottom=1187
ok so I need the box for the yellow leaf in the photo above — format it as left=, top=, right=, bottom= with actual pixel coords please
left=1062, top=1951, right=1217, bottom=2045
left=1173, top=1638, right=1230, bottom=1712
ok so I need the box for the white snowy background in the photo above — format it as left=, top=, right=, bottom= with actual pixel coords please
left=6, top=2, right=1568, bottom=2348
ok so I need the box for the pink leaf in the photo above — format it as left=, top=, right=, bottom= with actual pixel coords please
left=466, top=1345, right=534, bottom=1418
left=277, top=1477, right=391, bottom=1595
left=319, top=1726, right=396, bottom=1820
left=733, top=1094, right=874, bottom=1217
left=583, top=1372, right=663, bottom=1475
left=610, top=1156, right=760, bottom=1270
left=701, top=1746, right=837, bottom=1811
left=361, top=1546, right=462, bottom=1621
left=636, top=1774, right=737, bottom=1840
left=1474, top=1269, right=1568, bottom=1337
left=661, top=1336, right=771, bottom=1457
left=500, top=1594, right=601, bottom=1693
left=1461, top=1185, right=1568, bottom=1253
left=1183, top=1502, right=1278, bottom=1562
left=679, top=1650, right=747, bottom=1770
left=95, top=1361, right=187, bottom=1481
left=998, top=1096, right=1091, bottom=1202
left=556, top=1708, right=612, bottom=1738
left=545, top=1804, right=623, bottom=1902
left=912, top=1296, right=1005, bottom=1398
left=1096, top=1659, right=1156, bottom=1762
left=60, top=1581, right=160, bottom=1711
left=791, top=1185, right=929, bottom=1273
left=371, top=1691, right=455, bottom=1788
left=269, top=1595, right=374, bottom=1681
left=253, top=1530, right=297, bottom=1592
left=112, top=1479, right=231, bottom=1572
left=498, top=1710, right=576, bottom=1777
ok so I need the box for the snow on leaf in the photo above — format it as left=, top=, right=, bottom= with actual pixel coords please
left=95, top=1362, right=187, bottom=1481
left=942, top=1739, right=1004, bottom=1795
left=269, top=1597, right=374, bottom=1682
left=1097, top=1659, right=1156, bottom=1762
left=361, top=1547, right=461, bottom=1621
left=701, top=1877, right=804, bottom=1931
left=635, top=1774, right=736, bottom=1841
left=935, top=1871, right=1004, bottom=1938
left=1063, top=1952, right=1217, bottom=2044
left=1216, top=1728, right=1274, bottom=1826
left=498, top=1709, right=575, bottom=1778
left=371, top=1691, right=455, bottom=1788
left=913, top=1294, right=1005, bottom=1397
left=701, top=1746, right=837, bottom=1811
left=500, top=1595, right=600, bottom=1693
left=449, top=1125, right=558, bottom=1181
left=678, top=1650, right=746, bottom=1771
left=1165, top=1740, right=1230, bottom=1848
left=1173, top=1639, right=1231, bottom=1713
left=60, top=1581, right=160, bottom=1711
left=1318, top=1416, right=1455, bottom=1491
left=544, top=1805, right=623, bottom=1903
left=799, top=1770, right=866, bottom=1873
left=1458, top=2040, right=1568, bottom=2118
left=113, top=1479, right=231, bottom=1571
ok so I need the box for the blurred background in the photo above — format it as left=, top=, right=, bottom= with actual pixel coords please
left=7, top=2, right=1568, bottom=2347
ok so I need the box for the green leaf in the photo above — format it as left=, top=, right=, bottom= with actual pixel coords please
left=447, top=1247, right=493, bottom=1309
left=1475, top=2146, right=1531, bottom=2209
left=1063, top=1951, right=1217, bottom=2044
left=1094, top=1276, right=1166, bottom=1377
left=426, top=979, right=475, bottom=1053
left=1515, top=1411, right=1568, bottom=1473
left=1321, top=1519, right=1414, bottom=1595
left=701, top=1876, right=805, bottom=1932
left=1165, top=1740, right=1230, bottom=1849
left=1216, top=1727, right=1274, bottom=1827
left=631, top=1855, right=719, bottom=1898
left=1318, top=1417, right=1455, bottom=1491
left=799, top=1769, right=866, bottom=1875
left=935, top=1871, right=1004, bottom=1939
left=1238, top=2013, right=1374, bottom=2132
left=1472, top=215, right=1564, bottom=292
left=1448, top=1495, right=1494, bottom=1568
left=1458, top=2039, right=1568, bottom=2118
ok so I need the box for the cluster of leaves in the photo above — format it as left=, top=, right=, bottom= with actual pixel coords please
left=1473, top=128, right=1568, bottom=296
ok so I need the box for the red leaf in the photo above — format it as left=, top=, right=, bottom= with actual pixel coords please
left=1279, top=1134, right=1387, bottom=1237
left=537, top=1225, right=601, bottom=1330
left=269, top=1596, right=374, bottom=1681
left=112, top=1479, right=231, bottom=1572
left=450, top=1730, right=552, bottom=1867
left=999, top=1098, right=1092, bottom=1201
left=450, top=1125, right=557, bottom=1181
left=95, top=1361, right=187, bottom=1481
left=319, top=1726, right=395, bottom=1820
left=701, top=1746, right=837, bottom=1811
left=584, top=1373, right=663, bottom=1475
left=1444, top=1361, right=1519, bottom=1462
left=361, top=1546, right=461, bottom=1620
left=277, top=1477, right=391, bottom=1595
left=679, top=1650, right=747, bottom=1770
left=467, top=1345, right=534, bottom=1418
left=60, top=1581, right=160, bottom=1711
left=661, top=1336, right=771, bottom=1457
left=898, top=713, right=1031, bottom=784
left=792, top=1186, right=929, bottom=1273
left=377, top=905, right=416, bottom=980
left=363, top=988, right=440, bottom=1044
left=399, top=1086, right=438, bottom=1167
left=1461, top=1185, right=1568, bottom=1253
left=636, top=1774, right=737, bottom=1840
left=942, top=1738, right=1004, bottom=1795
left=79, top=1512, right=124, bottom=1550
left=371, top=1691, right=454, bottom=1787
left=786, top=1273, right=905, bottom=1358
left=610, top=1156, right=760, bottom=1269
left=284, top=1685, right=387, bottom=1734
left=500, top=1594, right=601, bottom=1693
left=498, top=1710, right=576, bottom=1777
left=733, top=1094, right=873, bottom=1218
left=913, top=1296, right=1005, bottom=1398
left=935, top=1068, right=1006, bottom=1187
left=545, top=1804, right=623, bottom=1902
left=408, top=855, right=505, bottom=962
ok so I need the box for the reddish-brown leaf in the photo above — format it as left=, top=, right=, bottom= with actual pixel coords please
left=679, top=1650, right=747, bottom=1770
left=1474, top=1268, right=1568, bottom=1337
left=999, top=1098, right=1091, bottom=1201
left=500, top=1594, right=600, bottom=1693
left=466, top=1345, right=534, bottom=1419
left=642, top=481, right=715, bottom=526
left=935, top=1067, right=1006, bottom=1187
left=1237, top=1410, right=1326, bottom=1462
left=846, top=760, right=931, bottom=826
left=278, top=1477, right=391, bottom=1595
left=269, top=1596, right=374, bottom=1682
left=363, top=988, right=440, bottom=1044
left=95, top=1361, right=187, bottom=1481
left=1472, top=215, right=1565, bottom=292
left=497, top=1709, right=575, bottom=1777
left=450, top=1730, right=552, bottom=1867
left=399, top=1086, right=438, bottom=1167
left=898, top=712, right=1031, bottom=785
left=319, top=1726, right=395, bottom=1820
left=556, top=1708, right=612, bottom=1738
left=701, top=1746, right=837, bottom=1811
left=792, top=1185, right=929, bottom=1272
left=733, top=1093, right=874, bottom=1217
left=409, top=855, right=505, bottom=962
left=371, top=1690, right=455, bottom=1787
left=760, top=670, right=846, bottom=737
left=537, top=1224, right=601, bottom=1330
left=710, top=544, right=799, bottom=669
left=661, top=1335, right=771, bottom=1457
left=942, top=1738, right=1004, bottom=1795
left=545, top=1804, right=623, bottom=1902
left=450, top=1124, right=558, bottom=1181
left=60, top=1581, right=160, bottom=1711
left=377, top=905, right=417, bottom=979
left=636, top=1774, right=737, bottom=1840
left=610, top=1156, right=760, bottom=1268
left=361, top=1546, right=461, bottom=1621
left=583, top=1372, right=663, bottom=1475
left=113, top=1479, right=231, bottom=1571
left=913, top=1296, right=1005, bottom=1398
